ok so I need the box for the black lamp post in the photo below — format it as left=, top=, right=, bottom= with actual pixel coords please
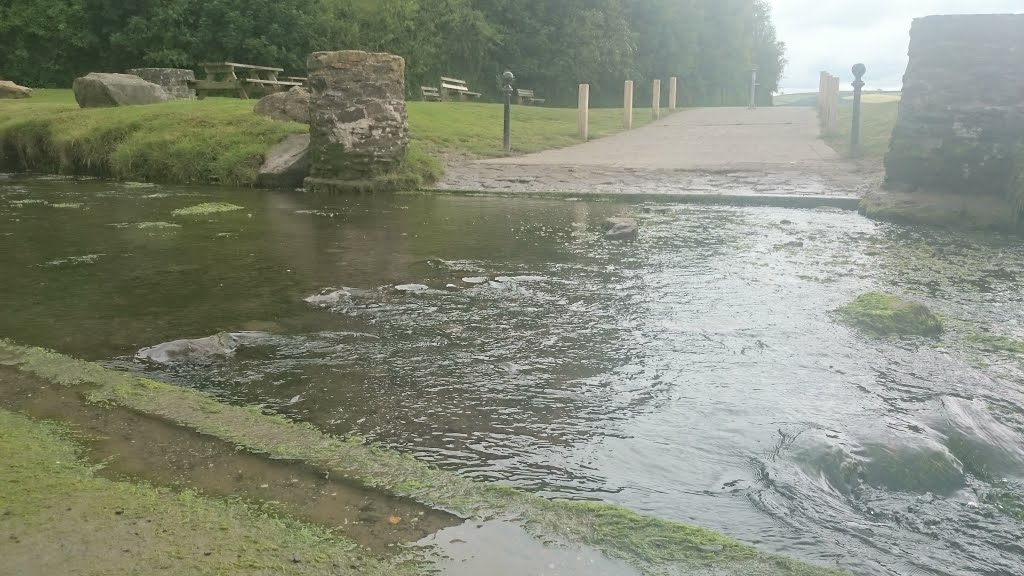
left=502, top=70, right=515, bottom=155
left=851, top=63, right=866, bottom=156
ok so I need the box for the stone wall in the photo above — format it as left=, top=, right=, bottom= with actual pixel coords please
left=885, top=15, right=1024, bottom=197
left=305, top=50, right=409, bottom=191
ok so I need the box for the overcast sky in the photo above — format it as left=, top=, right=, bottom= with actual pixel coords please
left=768, top=0, right=1024, bottom=93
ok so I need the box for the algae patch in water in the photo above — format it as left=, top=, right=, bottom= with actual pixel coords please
left=0, top=340, right=849, bottom=576
left=0, top=408, right=416, bottom=576
left=836, top=292, right=943, bottom=337
left=966, top=333, right=1024, bottom=355
left=171, top=202, right=245, bottom=217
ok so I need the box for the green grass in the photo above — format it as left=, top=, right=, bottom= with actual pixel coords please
left=0, top=407, right=415, bottom=575
left=0, top=89, right=655, bottom=187
left=824, top=101, right=900, bottom=160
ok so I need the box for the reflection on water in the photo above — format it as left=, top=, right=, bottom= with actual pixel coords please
left=2, top=176, right=1024, bottom=576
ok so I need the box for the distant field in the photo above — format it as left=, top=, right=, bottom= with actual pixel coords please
left=774, top=91, right=901, bottom=107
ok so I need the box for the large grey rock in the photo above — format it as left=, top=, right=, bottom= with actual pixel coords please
left=257, top=133, right=311, bottom=189
left=126, top=68, right=195, bottom=100
left=254, top=86, right=310, bottom=124
left=602, top=217, right=639, bottom=241
left=885, top=15, right=1024, bottom=197
left=305, top=51, right=409, bottom=189
left=0, top=80, right=32, bottom=99
left=135, top=332, right=266, bottom=364
left=72, top=73, right=169, bottom=108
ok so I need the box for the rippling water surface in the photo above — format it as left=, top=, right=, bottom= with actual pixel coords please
left=2, top=175, right=1023, bottom=575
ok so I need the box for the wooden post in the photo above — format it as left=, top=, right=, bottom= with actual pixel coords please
left=830, top=75, right=840, bottom=131
left=652, top=79, right=661, bottom=120
left=578, top=83, right=590, bottom=141
left=818, top=71, right=827, bottom=118
left=668, top=77, right=677, bottom=112
left=624, top=80, right=634, bottom=130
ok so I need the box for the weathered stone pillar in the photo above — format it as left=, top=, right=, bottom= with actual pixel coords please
left=885, top=15, right=1024, bottom=196
left=304, top=51, right=410, bottom=192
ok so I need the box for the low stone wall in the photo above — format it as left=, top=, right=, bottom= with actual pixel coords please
left=885, top=15, right=1024, bottom=200
left=126, top=68, right=195, bottom=100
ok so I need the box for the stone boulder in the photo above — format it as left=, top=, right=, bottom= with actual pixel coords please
left=135, top=332, right=267, bottom=364
left=126, top=68, right=195, bottom=100
left=305, top=51, right=409, bottom=191
left=0, top=80, right=32, bottom=99
left=602, top=217, right=639, bottom=241
left=254, top=86, right=310, bottom=124
left=257, top=133, right=311, bottom=189
left=73, top=73, right=169, bottom=108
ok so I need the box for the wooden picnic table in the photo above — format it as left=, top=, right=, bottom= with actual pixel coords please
left=189, top=62, right=303, bottom=99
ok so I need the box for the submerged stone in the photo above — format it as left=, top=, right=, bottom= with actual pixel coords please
left=136, top=332, right=266, bottom=364
left=836, top=292, right=943, bottom=337
left=602, top=217, right=639, bottom=241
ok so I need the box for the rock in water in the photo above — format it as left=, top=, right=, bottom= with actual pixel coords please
left=836, top=292, right=943, bottom=337
left=136, top=332, right=265, bottom=364
left=602, top=217, right=639, bottom=241
left=258, top=134, right=311, bottom=189
left=73, top=73, right=169, bottom=108
left=125, top=68, right=195, bottom=100
left=254, top=86, right=311, bottom=124
left=0, top=80, right=32, bottom=99
left=305, top=51, right=409, bottom=191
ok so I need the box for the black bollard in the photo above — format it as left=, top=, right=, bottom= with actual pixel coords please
left=851, top=63, right=866, bottom=156
left=501, top=70, right=515, bottom=155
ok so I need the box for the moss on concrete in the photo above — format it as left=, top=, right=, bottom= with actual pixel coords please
left=0, top=408, right=414, bottom=576
left=0, top=339, right=849, bottom=576
left=859, top=189, right=1022, bottom=232
left=836, top=292, right=943, bottom=338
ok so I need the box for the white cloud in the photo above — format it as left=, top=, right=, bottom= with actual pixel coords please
left=768, top=0, right=1024, bottom=92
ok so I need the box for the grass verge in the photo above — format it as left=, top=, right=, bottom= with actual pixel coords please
left=823, top=101, right=899, bottom=161
left=0, top=408, right=414, bottom=576
left=0, top=90, right=655, bottom=188
left=0, top=339, right=848, bottom=576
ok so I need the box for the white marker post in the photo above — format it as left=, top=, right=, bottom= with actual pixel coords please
left=624, top=80, right=634, bottom=130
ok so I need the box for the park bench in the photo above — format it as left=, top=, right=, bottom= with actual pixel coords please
left=440, top=77, right=481, bottom=101
left=189, top=62, right=303, bottom=99
left=516, top=88, right=545, bottom=105
left=421, top=86, right=442, bottom=101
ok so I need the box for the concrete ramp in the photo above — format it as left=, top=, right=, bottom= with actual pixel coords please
left=484, top=107, right=840, bottom=171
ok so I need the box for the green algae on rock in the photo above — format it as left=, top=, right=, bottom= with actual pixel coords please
left=0, top=339, right=849, bottom=576
left=171, top=202, right=245, bottom=217
left=0, top=408, right=417, bottom=576
left=967, top=333, right=1024, bottom=355
left=836, top=292, right=943, bottom=337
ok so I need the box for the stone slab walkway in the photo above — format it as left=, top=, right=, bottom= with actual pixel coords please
left=436, top=107, right=872, bottom=202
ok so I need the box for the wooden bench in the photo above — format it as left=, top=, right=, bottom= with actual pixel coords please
left=421, top=86, right=441, bottom=101
left=440, top=77, right=481, bottom=101
left=516, top=88, right=545, bottom=105
left=189, top=62, right=300, bottom=99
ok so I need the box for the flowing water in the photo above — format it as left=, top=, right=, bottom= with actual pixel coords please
left=2, top=175, right=1023, bottom=576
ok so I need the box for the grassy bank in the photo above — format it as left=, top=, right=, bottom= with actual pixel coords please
left=0, top=90, right=655, bottom=188
left=0, top=339, right=847, bottom=576
left=0, top=408, right=414, bottom=575
left=823, top=100, right=899, bottom=160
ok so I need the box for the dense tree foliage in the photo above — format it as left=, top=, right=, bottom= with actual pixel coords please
left=0, top=0, right=785, bottom=106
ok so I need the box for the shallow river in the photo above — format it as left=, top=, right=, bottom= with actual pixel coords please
left=2, top=175, right=1023, bottom=576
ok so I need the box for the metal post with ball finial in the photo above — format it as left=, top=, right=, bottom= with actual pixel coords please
left=851, top=63, right=866, bottom=156
left=501, top=70, right=515, bottom=155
